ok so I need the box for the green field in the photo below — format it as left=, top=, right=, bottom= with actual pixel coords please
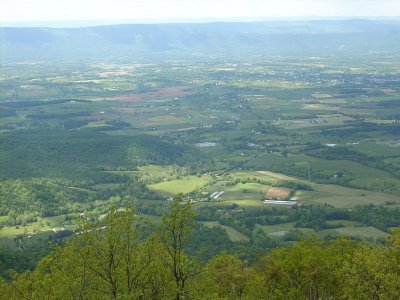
left=148, top=175, right=211, bottom=196
left=0, top=215, right=71, bottom=238
left=201, top=221, right=249, bottom=242
left=333, top=226, right=388, bottom=239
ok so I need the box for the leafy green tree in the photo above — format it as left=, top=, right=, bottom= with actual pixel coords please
left=4, top=205, right=400, bottom=300
left=159, top=196, right=200, bottom=299
left=339, top=230, right=400, bottom=299
left=5, top=207, right=155, bottom=299
left=205, top=252, right=250, bottom=299
left=250, top=238, right=352, bottom=299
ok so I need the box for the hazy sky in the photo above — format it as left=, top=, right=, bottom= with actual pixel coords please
left=2, top=0, right=400, bottom=24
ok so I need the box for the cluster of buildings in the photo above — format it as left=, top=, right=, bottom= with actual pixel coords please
left=210, top=191, right=225, bottom=199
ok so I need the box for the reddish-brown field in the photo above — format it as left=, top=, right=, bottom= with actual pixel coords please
left=265, top=187, right=292, bottom=200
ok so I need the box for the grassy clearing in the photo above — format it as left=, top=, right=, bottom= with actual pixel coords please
left=256, top=223, right=315, bottom=236
left=223, top=183, right=267, bottom=200
left=148, top=175, right=210, bottom=196
left=113, top=165, right=193, bottom=184
left=145, top=115, right=187, bottom=125
left=224, top=199, right=265, bottom=206
left=95, top=183, right=122, bottom=190
left=201, top=221, right=249, bottom=242
left=0, top=230, right=58, bottom=251
left=326, top=220, right=362, bottom=227
left=333, top=226, right=388, bottom=239
left=0, top=215, right=70, bottom=238
left=201, top=180, right=269, bottom=205
left=256, top=171, right=297, bottom=181
left=256, top=223, right=295, bottom=234
left=297, top=185, right=400, bottom=208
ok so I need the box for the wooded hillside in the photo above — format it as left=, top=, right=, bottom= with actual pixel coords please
left=2, top=200, right=400, bottom=299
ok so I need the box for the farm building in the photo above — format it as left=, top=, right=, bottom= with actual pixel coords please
left=264, top=200, right=297, bottom=205
left=209, top=191, right=224, bottom=199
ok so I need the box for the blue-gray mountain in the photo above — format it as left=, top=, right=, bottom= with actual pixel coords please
left=1, top=19, right=400, bottom=61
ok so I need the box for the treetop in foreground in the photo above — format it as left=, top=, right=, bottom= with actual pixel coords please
left=2, top=202, right=400, bottom=299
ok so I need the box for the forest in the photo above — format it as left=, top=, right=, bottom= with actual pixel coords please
left=1, top=201, right=400, bottom=299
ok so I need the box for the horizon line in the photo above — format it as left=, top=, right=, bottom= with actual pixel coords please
left=2, top=16, right=400, bottom=28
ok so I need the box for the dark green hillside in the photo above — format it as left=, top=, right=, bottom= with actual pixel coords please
left=0, top=129, right=200, bottom=179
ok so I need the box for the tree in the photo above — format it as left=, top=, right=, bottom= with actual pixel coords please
left=339, top=230, right=400, bottom=299
left=205, top=252, right=250, bottom=299
left=159, top=196, right=199, bottom=300
left=4, top=207, right=155, bottom=299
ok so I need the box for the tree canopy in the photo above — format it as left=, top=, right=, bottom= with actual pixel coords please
left=2, top=202, right=400, bottom=299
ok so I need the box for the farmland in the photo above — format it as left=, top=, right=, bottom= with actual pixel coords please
left=1, top=54, right=400, bottom=275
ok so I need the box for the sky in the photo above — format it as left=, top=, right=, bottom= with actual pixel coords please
left=1, top=0, right=400, bottom=26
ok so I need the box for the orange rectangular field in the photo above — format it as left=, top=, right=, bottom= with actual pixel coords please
left=265, top=187, right=292, bottom=200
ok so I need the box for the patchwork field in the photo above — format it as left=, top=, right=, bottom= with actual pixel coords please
left=1, top=56, right=400, bottom=276
left=255, top=170, right=400, bottom=208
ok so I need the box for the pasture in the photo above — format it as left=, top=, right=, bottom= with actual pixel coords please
left=333, top=226, right=388, bottom=239
left=148, top=175, right=210, bottom=196
left=201, top=221, right=249, bottom=242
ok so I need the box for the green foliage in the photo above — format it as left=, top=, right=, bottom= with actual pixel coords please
left=0, top=130, right=201, bottom=179
left=159, top=197, right=199, bottom=299
left=0, top=176, right=152, bottom=218
left=3, top=204, right=400, bottom=299
left=205, top=253, right=250, bottom=299
left=0, top=178, right=88, bottom=217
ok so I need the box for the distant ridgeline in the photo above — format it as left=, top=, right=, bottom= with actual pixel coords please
left=1, top=19, right=400, bottom=61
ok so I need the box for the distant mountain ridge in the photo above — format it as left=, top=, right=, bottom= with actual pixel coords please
left=1, top=20, right=400, bottom=61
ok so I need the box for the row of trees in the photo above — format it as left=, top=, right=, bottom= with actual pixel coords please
left=2, top=200, right=400, bottom=299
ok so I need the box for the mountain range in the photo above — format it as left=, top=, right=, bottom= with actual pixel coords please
left=1, top=19, right=400, bottom=61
